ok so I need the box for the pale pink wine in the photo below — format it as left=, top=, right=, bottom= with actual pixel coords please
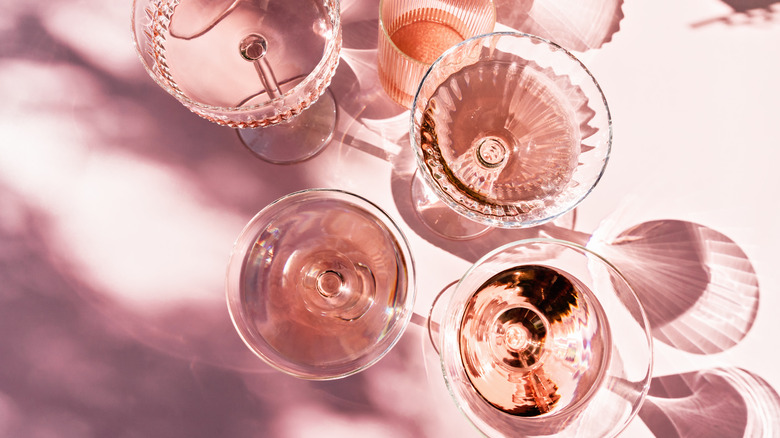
left=240, top=197, right=411, bottom=368
left=420, top=60, right=583, bottom=219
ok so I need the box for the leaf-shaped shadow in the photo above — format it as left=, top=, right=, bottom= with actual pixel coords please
left=692, top=0, right=780, bottom=28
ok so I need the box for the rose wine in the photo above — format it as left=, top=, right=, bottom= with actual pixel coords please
left=144, top=0, right=332, bottom=107
left=239, top=196, right=411, bottom=370
left=419, top=60, right=583, bottom=219
left=458, top=265, right=610, bottom=416
left=377, top=2, right=496, bottom=109
left=389, top=9, right=468, bottom=64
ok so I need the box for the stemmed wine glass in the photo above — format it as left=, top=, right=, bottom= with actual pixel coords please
left=431, top=238, right=652, bottom=437
left=225, top=189, right=416, bottom=379
left=132, top=0, right=342, bottom=163
left=410, top=31, right=612, bottom=238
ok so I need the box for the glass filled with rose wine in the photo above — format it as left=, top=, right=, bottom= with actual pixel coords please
left=433, top=238, right=652, bottom=437
left=378, top=0, right=495, bottom=108
left=410, top=32, right=612, bottom=238
left=132, top=0, right=342, bottom=163
left=225, top=189, right=416, bottom=379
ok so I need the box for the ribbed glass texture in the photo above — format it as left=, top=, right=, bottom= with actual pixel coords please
left=410, top=32, right=612, bottom=228
left=378, top=0, right=495, bottom=108
left=132, top=0, right=341, bottom=128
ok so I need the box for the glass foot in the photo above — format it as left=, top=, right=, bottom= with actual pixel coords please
left=237, top=88, right=337, bottom=164
left=410, top=170, right=491, bottom=240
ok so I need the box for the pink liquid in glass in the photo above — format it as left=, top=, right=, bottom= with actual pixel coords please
left=458, top=265, right=610, bottom=416
left=420, top=60, right=582, bottom=218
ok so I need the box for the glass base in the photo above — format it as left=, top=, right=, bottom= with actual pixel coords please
left=410, top=170, right=491, bottom=240
left=237, top=89, right=337, bottom=164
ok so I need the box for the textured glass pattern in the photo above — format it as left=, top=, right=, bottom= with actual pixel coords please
left=378, top=0, right=495, bottom=108
left=411, top=32, right=612, bottom=228
left=133, top=0, right=341, bottom=128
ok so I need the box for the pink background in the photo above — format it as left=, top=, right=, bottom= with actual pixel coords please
left=1, top=0, right=779, bottom=436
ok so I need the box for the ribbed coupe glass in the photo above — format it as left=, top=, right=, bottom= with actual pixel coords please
left=378, top=0, right=495, bottom=108
left=410, top=32, right=612, bottom=238
left=132, top=0, right=342, bottom=163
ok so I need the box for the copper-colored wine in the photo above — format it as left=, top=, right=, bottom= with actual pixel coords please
left=458, top=265, right=611, bottom=416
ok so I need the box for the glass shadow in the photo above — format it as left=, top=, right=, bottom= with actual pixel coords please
left=494, top=0, right=626, bottom=51
left=639, top=367, right=780, bottom=437
left=592, top=220, right=759, bottom=355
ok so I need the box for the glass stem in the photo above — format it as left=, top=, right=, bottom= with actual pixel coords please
left=253, top=57, right=283, bottom=100
left=240, top=33, right=283, bottom=100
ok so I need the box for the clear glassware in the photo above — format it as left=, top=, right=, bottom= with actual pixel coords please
left=410, top=32, right=612, bottom=238
left=225, top=189, right=416, bottom=379
left=433, top=238, right=652, bottom=437
left=132, top=0, right=342, bottom=163
left=378, top=0, right=496, bottom=108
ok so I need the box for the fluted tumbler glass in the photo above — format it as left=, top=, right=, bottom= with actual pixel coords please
left=377, top=0, right=495, bottom=108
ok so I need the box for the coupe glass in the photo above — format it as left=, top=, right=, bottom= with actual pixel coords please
left=378, top=0, right=496, bottom=108
left=132, top=0, right=342, bottom=163
left=434, top=238, right=652, bottom=437
left=225, top=189, right=416, bottom=379
left=410, top=32, right=612, bottom=238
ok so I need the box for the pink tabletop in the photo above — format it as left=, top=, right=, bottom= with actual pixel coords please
left=1, top=0, right=779, bottom=436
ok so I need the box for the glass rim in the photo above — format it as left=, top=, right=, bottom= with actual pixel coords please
left=409, top=30, right=614, bottom=229
left=377, top=0, right=497, bottom=68
left=224, top=188, right=417, bottom=380
left=131, top=0, right=343, bottom=113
